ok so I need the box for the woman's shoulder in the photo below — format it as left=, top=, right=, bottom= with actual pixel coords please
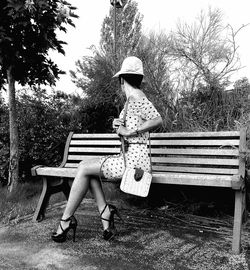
left=130, top=95, right=149, bottom=105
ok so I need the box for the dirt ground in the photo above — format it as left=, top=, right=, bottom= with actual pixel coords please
left=0, top=198, right=249, bottom=270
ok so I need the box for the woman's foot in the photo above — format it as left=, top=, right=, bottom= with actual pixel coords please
left=100, top=204, right=123, bottom=241
left=100, top=204, right=111, bottom=231
left=55, top=219, right=71, bottom=235
left=51, top=216, right=77, bottom=243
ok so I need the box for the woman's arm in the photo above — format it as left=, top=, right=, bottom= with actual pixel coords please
left=117, top=116, right=163, bottom=137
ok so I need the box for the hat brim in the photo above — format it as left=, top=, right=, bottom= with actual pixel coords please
left=113, top=71, right=144, bottom=78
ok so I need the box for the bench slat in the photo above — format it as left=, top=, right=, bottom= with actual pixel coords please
left=65, top=163, right=79, bottom=168
left=153, top=166, right=238, bottom=175
left=68, top=155, right=117, bottom=161
left=34, top=167, right=236, bottom=188
left=150, top=131, right=240, bottom=138
left=70, top=140, right=121, bottom=146
left=68, top=147, right=239, bottom=157
left=150, top=148, right=239, bottom=156
left=72, top=133, right=118, bottom=138
left=70, top=139, right=239, bottom=147
left=69, top=147, right=120, bottom=154
left=150, top=139, right=239, bottom=146
left=152, top=172, right=235, bottom=187
left=67, top=155, right=238, bottom=166
left=64, top=163, right=239, bottom=175
left=152, top=157, right=239, bottom=166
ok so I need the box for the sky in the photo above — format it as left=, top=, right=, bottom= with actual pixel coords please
left=50, top=0, right=250, bottom=94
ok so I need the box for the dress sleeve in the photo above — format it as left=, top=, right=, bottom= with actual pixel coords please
left=140, top=99, right=161, bottom=121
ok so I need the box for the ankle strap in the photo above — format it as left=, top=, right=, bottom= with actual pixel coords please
left=61, top=215, right=73, bottom=222
left=100, top=204, right=109, bottom=221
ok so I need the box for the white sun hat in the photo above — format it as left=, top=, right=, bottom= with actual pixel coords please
left=113, top=56, right=144, bottom=78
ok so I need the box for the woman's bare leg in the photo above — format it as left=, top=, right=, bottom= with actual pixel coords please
left=56, top=158, right=110, bottom=233
left=89, top=177, right=110, bottom=230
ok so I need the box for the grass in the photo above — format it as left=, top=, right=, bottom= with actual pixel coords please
left=0, top=181, right=65, bottom=225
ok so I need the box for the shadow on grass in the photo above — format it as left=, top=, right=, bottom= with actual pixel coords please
left=0, top=181, right=65, bottom=225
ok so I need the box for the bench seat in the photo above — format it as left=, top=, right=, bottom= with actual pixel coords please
left=34, top=166, right=242, bottom=188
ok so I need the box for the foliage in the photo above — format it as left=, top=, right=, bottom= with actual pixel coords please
left=70, top=0, right=143, bottom=127
left=100, top=0, right=143, bottom=69
left=0, top=0, right=78, bottom=190
left=0, top=86, right=120, bottom=185
left=137, top=32, right=176, bottom=131
left=0, top=87, right=83, bottom=184
left=167, top=7, right=244, bottom=93
left=0, top=0, right=78, bottom=86
left=173, top=78, right=250, bottom=132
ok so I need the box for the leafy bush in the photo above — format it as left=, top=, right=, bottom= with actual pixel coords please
left=171, top=83, right=250, bottom=132
left=0, top=87, right=119, bottom=185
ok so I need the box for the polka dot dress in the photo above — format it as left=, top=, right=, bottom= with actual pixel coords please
left=100, top=96, right=161, bottom=180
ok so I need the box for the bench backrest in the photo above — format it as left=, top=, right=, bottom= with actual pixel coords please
left=61, top=130, right=246, bottom=176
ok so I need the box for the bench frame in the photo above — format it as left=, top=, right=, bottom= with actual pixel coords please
left=31, top=129, right=248, bottom=254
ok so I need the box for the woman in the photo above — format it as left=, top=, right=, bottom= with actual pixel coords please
left=51, top=56, right=162, bottom=242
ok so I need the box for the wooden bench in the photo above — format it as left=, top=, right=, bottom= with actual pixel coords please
left=31, top=129, right=248, bottom=254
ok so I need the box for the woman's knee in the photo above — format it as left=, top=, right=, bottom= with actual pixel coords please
left=78, top=158, right=101, bottom=176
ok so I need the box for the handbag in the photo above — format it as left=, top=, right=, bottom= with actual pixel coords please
left=119, top=98, right=153, bottom=197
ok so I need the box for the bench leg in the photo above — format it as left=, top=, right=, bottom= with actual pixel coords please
left=232, top=189, right=246, bottom=254
left=33, top=177, right=72, bottom=222
left=32, top=177, right=50, bottom=222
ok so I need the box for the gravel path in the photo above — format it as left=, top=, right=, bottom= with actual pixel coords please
left=0, top=199, right=249, bottom=270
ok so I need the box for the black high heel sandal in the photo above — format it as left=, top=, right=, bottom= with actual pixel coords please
left=100, top=204, right=123, bottom=241
left=51, top=215, right=77, bottom=243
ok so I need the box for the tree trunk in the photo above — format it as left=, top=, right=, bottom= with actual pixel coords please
left=7, top=66, right=19, bottom=192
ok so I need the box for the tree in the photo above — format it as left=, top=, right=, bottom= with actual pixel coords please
left=100, top=0, right=143, bottom=69
left=70, top=0, right=143, bottom=121
left=233, top=77, right=250, bottom=91
left=0, top=0, right=78, bottom=191
left=137, top=32, right=176, bottom=131
left=168, top=7, right=246, bottom=93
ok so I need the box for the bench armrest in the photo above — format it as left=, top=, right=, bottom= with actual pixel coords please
left=31, top=165, right=45, bottom=177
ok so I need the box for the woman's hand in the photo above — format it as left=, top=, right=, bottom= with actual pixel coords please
left=112, top=118, right=124, bottom=130
left=117, top=125, right=131, bottom=137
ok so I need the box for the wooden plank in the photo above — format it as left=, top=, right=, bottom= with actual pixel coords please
left=35, top=168, right=235, bottom=188
left=152, top=172, right=234, bottom=187
left=68, top=147, right=120, bottom=154
left=68, top=155, right=106, bottom=161
left=68, top=147, right=239, bottom=156
left=152, top=157, right=239, bottom=166
left=152, top=165, right=239, bottom=175
left=36, top=167, right=77, bottom=178
left=150, top=148, right=239, bottom=156
left=72, top=133, right=119, bottom=139
left=150, top=139, right=240, bottom=146
left=70, top=140, right=121, bottom=146
left=150, top=131, right=240, bottom=138
left=63, top=163, right=239, bottom=175
left=65, top=163, right=79, bottom=168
